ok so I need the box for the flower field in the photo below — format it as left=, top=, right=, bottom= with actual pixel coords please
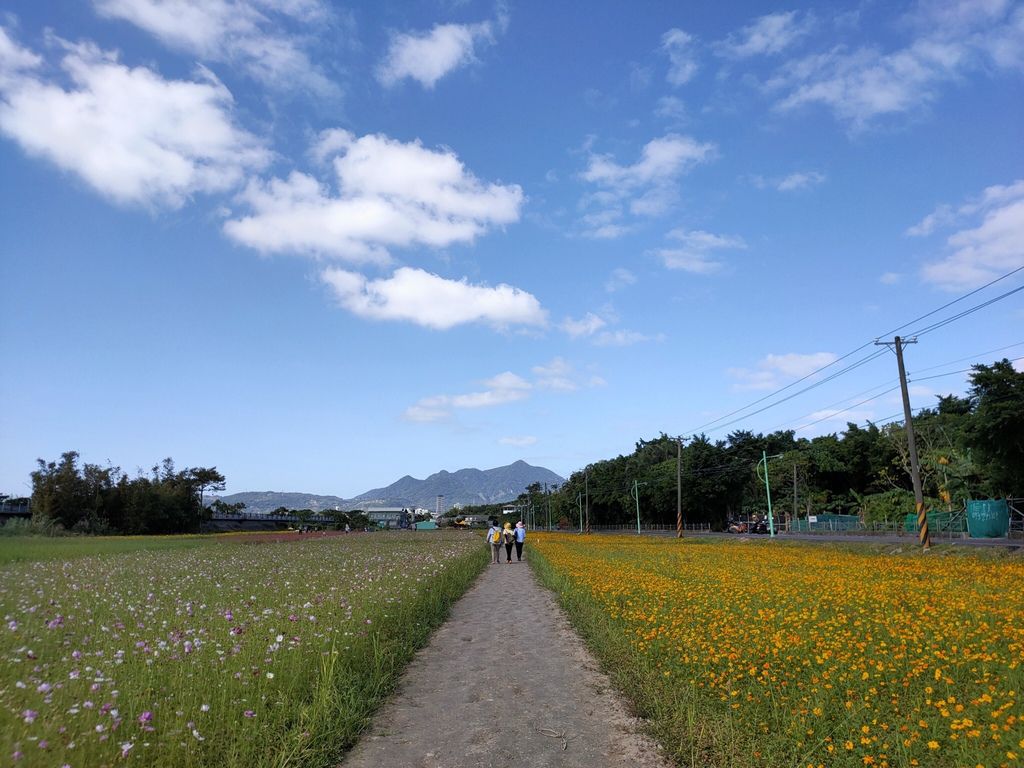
left=530, top=534, right=1024, bottom=768
left=1, top=531, right=486, bottom=767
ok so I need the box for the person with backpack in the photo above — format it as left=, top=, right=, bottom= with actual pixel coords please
left=502, top=522, right=516, bottom=563
left=486, top=520, right=502, bottom=564
left=514, top=520, right=526, bottom=561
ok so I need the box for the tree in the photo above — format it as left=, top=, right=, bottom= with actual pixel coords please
left=964, top=360, right=1024, bottom=496
left=185, top=467, right=226, bottom=510
left=210, top=499, right=246, bottom=516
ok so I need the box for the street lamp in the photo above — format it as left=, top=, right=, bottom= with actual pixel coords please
left=757, top=451, right=784, bottom=537
left=631, top=480, right=647, bottom=534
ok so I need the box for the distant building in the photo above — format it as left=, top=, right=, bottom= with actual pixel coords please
left=364, top=507, right=413, bottom=529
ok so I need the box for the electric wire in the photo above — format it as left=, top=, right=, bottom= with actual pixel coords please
left=697, top=348, right=890, bottom=436
left=683, top=264, right=1024, bottom=437
left=909, top=284, right=1024, bottom=337
left=767, top=344, right=1024, bottom=434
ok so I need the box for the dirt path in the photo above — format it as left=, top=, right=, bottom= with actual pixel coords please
left=340, top=550, right=671, bottom=768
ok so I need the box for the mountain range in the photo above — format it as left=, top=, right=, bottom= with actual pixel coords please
left=210, top=460, right=565, bottom=514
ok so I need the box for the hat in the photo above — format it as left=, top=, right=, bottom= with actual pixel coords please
left=515, top=521, right=524, bottom=528
left=503, top=522, right=512, bottom=529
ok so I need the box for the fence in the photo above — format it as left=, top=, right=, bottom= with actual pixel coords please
left=587, top=523, right=712, bottom=533
left=1007, top=498, right=1023, bottom=535
left=781, top=503, right=1023, bottom=541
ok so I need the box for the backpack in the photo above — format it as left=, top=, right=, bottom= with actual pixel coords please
left=490, top=528, right=501, bottom=543
left=503, top=530, right=514, bottom=544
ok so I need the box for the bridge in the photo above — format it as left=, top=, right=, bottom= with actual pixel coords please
left=0, top=505, right=341, bottom=532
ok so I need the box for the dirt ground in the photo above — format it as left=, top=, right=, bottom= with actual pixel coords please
left=340, top=545, right=672, bottom=768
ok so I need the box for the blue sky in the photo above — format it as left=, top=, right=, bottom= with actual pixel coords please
left=1, top=0, right=1022, bottom=497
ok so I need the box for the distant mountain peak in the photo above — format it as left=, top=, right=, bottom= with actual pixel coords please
left=211, top=460, right=565, bottom=514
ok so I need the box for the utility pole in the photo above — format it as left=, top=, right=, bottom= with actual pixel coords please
left=584, top=468, right=590, bottom=534
left=792, top=464, right=797, bottom=533
left=876, top=336, right=930, bottom=549
left=676, top=436, right=683, bottom=538
left=546, top=483, right=551, bottom=531
left=576, top=492, right=583, bottom=533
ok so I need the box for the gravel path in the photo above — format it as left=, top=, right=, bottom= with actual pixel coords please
left=340, top=549, right=672, bottom=768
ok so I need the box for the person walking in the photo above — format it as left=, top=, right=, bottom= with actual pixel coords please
left=502, top=522, right=515, bottom=564
left=486, top=520, right=502, bottom=564
left=514, top=520, right=526, bottom=561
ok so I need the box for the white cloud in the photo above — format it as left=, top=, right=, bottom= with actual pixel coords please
left=0, top=31, right=269, bottom=208
left=605, top=267, right=637, bottom=293
left=657, top=251, right=724, bottom=274
left=593, top=330, right=663, bottom=347
left=879, top=271, right=902, bottom=285
left=225, top=130, right=524, bottom=261
left=655, top=228, right=746, bottom=273
left=767, top=4, right=1024, bottom=130
left=0, top=27, right=42, bottom=87
left=582, top=134, right=714, bottom=189
left=661, top=28, right=698, bottom=85
left=910, top=180, right=1024, bottom=290
left=320, top=266, right=546, bottom=330
left=532, top=357, right=579, bottom=391
left=498, top=435, right=538, bottom=447
left=405, top=357, right=592, bottom=423
left=906, top=203, right=955, bottom=237
left=654, top=95, right=686, bottom=120
left=579, top=208, right=628, bottom=239
left=729, top=351, right=839, bottom=391
left=750, top=170, right=826, bottom=191
left=717, top=11, right=813, bottom=58
left=404, top=371, right=530, bottom=422
left=377, top=18, right=499, bottom=88
left=92, top=0, right=335, bottom=93
left=561, top=313, right=606, bottom=339
left=777, top=170, right=825, bottom=191
left=578, top=133, right=715, bottom=236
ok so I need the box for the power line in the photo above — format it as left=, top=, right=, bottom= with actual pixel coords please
left=881, top=264, right=1024, bottom=338
left=698, top=348, right=889, bottom=436
left=682, top=264, right=1024, bottom=437
left=910, top=284, right=1024, bottom=337
left=771, top=343, right=1024, bottom=434
left=909, top=341, right=1024, bottom=375
left=792, top=386, right=901, bottom=433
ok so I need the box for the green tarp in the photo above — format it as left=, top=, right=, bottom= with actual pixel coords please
left=966, top=500, right=1009, bottom=538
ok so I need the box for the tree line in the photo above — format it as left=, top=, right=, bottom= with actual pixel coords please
left=22, top=453, right=379, bottom=535
left=485, top=360, right=1023, bottom=530
left=16, top=359, right=1022, bottom=535
left=27, top=453, right=226, bottom=535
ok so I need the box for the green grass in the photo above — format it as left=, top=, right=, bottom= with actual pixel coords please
left=0, top=533, right=214, bottom=564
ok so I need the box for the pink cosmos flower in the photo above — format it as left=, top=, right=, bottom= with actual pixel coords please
left=243, top=710, right=256, bottom=718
